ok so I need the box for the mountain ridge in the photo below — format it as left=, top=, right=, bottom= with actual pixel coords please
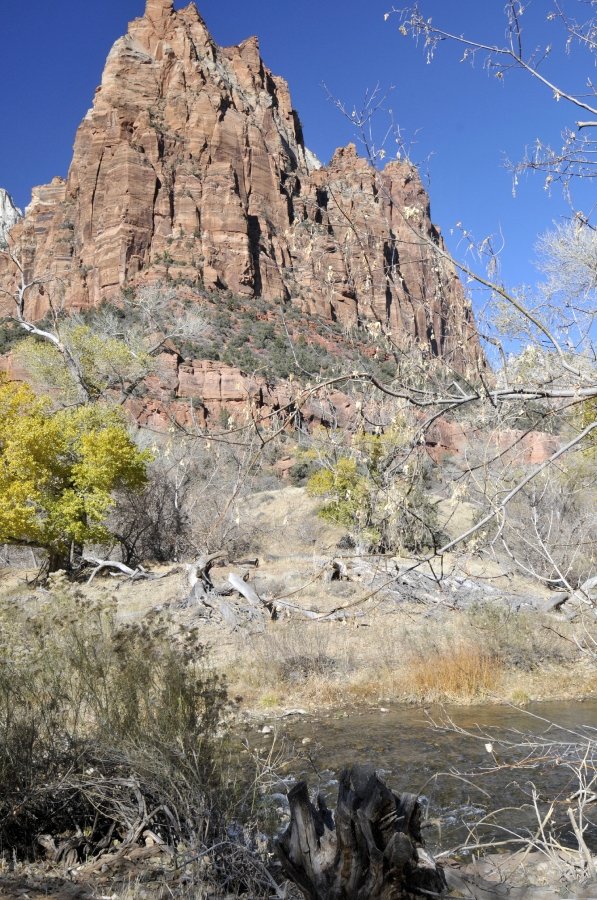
left=0, top=0, right=483, bottom=374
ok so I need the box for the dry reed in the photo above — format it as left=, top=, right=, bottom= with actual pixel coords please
left=405, top=642, right=501, bottom=701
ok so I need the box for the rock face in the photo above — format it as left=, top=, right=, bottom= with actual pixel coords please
left=0, top=343, right=555, bottom=462
left=426, top=417, right=560, bottom=466
left=0, top=0, right=483, bottom=373
left=0, top=189, right=22, bottom=244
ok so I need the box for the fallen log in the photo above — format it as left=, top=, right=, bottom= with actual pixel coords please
left=180, top=552, right=229, bottom=606
left=230, top=556, right=260, bottom=568
left=84, top=557, right=178, bottom=586
left=187, top=551, right=228, bottom=592
left=275, top=764, right=446, bottom=900
left=217, top=599, right=239, bottom=630
left=228, top=573, right=262, bottom=606
left=229, top=573, right=277, bottom=620
left=228, top=574, right=366, bottom=623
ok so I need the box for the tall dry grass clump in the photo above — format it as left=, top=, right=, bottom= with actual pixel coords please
left=406, top=641, right=501, bottom=702
left=234, top=620, right=506, bottom=706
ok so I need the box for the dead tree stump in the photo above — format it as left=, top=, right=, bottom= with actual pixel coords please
left=275, top=764, right=447, bottom=900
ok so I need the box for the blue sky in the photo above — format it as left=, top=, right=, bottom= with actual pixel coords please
left=0, top=1, right=589, bottom=295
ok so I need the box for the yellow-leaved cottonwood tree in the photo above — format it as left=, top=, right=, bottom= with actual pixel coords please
left=0, top=377, right=151, bottom=571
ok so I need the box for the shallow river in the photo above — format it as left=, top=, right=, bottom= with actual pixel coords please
left=261, top=701, right=597, bottom=857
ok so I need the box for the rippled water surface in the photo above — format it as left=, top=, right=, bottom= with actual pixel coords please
left=261, top=701, right=597, bottom=856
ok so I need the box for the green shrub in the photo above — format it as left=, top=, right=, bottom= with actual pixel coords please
left=289, top=460, right=319, bottom=486
left=0, top=318, right=19, bottom=355
left=306, top=424, right=443, bottom=553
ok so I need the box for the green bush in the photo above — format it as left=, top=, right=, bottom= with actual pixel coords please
left=289, top=459, right=319, bottom=486
left=306, top=424, right=443, bottom=553
left=0, top=317, right=22, bottom=355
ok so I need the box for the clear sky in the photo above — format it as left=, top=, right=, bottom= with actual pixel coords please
left=0, top=1, right=589, bottom=296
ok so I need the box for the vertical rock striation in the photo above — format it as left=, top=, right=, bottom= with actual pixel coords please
left=0, top=189, right=22, bottom=245
left=0, top=0, right=483, bottom=372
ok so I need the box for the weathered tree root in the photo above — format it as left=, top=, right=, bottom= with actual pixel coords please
left=275, top=764, right=447, bottom=900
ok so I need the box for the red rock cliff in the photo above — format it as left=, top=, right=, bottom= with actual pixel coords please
left=0, top=0, right=483, bottom=373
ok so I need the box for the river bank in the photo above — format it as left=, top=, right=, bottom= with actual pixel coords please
left=237, top=699, right=597, bottom=861
left=2, top=560, right=596, bottom=713
left=2, top=486, right=597, bottom=714
left=224, top=603, right=597, bottom=712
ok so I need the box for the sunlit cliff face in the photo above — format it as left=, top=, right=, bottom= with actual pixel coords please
left=0, top=0, right=483, bottom=374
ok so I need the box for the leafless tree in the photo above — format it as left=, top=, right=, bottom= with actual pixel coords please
left=390, top=1, right=597, bottom=201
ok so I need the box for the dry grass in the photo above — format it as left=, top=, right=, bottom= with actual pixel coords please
left=230, top=625, right=502, bottom=706
left=226, top=600, right=589, bottom=709
left=1, top=483, right=594, bottom=714
left=404, top=642, right=502, bottom=701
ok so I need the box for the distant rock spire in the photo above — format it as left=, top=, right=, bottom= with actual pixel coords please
left=0, top=189, right=22, bottom=244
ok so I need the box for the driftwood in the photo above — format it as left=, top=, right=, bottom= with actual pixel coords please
left=181, top=552, right=229, bottom=606
left=187, top=554, right=259, bottom=592
left=228, top=573, right=276, bottom=623
left=187, top=551, right=228, bottom=592
left=186, top=562, right=364, bottom=626
left=218, top=600, right=240, bottom=629
left=325, top=558, right=379, bottom=583
left=84, top=557, right=178, bottom=586
left=275, top=765, right=446, bottom=900
left=228, top=573, right=262, bottom=606
left=268, top=596, right=365, bottom=622
left=326, top=560, right=349, bottom=582
left=541, top=574, right=597, bottom=619
left=230, top=556, right=260, bottom=568
left=183, top=574, right=266, bottom=632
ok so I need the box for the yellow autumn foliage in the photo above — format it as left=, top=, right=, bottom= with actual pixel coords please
left=305, top=423, right=442, bottom=552
left=0, top=377, right=151, bottom=567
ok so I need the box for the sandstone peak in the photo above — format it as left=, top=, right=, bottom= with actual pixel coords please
left=331, top=143, right=359, bottom=162
left=237, top=35, right=261, bottom=68
left=0, top=4, right=484, bottom=373
left=145, top=0, right=174, bottom=19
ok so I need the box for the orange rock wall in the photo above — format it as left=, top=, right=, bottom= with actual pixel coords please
left=426, top=417, right=560, bottom=466
left=0, top=348, right=556, bottom=464
left=0, top=0, right=483, bottom=375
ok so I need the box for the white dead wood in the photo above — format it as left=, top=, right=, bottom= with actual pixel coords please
left=227, top=573, right=363, bottom=621
left=270, top=595, right=366, bottom=622
left=84, top=556, right=177, bottom=586
left=326, top=560, right=349, bottom=582
left=541, top=574, right=597, bottom=617
left=230, top=557, right=259, bottom=568
left=187, top=552, right=228, bottom=592
left=216, top=601, right=239, bottom=630
left=267, top=597, right=322, bottom=620
left=228, top=573, right=262, bottom=606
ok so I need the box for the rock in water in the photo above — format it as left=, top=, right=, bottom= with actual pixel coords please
left=0, top=2, right=483, bottom=373
left=0, top=189, right=22, bottom=244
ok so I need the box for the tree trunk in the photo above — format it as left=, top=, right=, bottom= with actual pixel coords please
left=48, top=546, right=71, bottom=573
left=275, top=764, right=446, bottom=900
